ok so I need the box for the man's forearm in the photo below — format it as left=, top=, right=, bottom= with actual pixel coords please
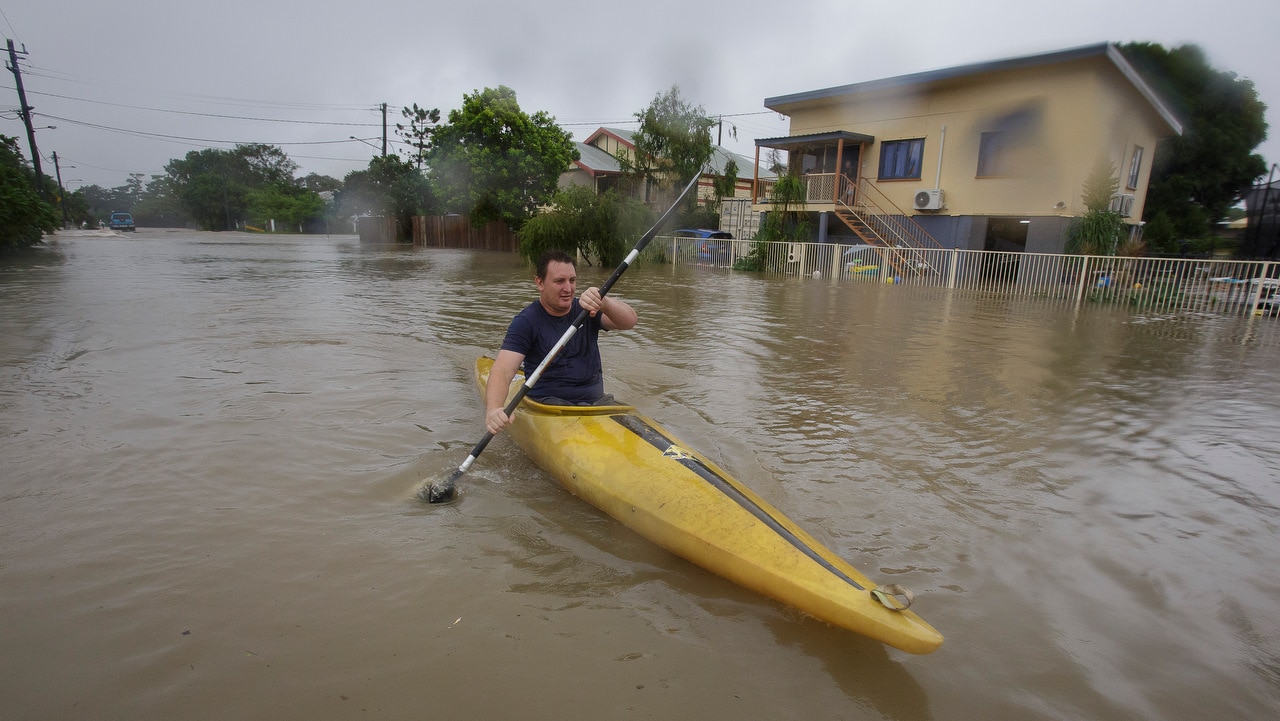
left=601, top=296, right=638, bottom=330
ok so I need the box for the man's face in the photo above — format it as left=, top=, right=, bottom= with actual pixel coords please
left=537, top=260, right=576, bottom=316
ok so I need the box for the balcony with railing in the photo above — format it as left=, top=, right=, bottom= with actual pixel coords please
left=754, top=173, right=840, bottom=205
left=752, top=130, right=873, bottom=206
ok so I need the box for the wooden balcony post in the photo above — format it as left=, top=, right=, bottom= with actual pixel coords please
left=834, top=139, right=844, bottom=203
left=752, top=146, right=760, bottom=204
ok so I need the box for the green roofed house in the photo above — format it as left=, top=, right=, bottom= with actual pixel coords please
left=750, top=43, right=1182, bottom=253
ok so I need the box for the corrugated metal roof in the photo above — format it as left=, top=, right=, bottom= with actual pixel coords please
left=601, top=127, right=636, bottom=143
left=708, top=146, right=776, bottom=179
left=765, top=43, right=1182, bottom=136
left=575, top=127, right=774, bottom=179
left=573, top=142, right=622, bottom=174
left=754, top=130, right=876, bottom=149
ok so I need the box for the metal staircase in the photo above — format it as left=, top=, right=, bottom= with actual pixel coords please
left=834, top=175, right=945, bottom=278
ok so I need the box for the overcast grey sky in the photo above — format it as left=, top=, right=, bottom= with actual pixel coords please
left=4, top=0, right=1278, bottom=190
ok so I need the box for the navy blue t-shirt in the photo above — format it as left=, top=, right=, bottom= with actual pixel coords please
left=500, top=299, right=606, bottom=403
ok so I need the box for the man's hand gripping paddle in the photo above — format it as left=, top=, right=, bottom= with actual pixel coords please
left=421, top=172, right=703, bottom=503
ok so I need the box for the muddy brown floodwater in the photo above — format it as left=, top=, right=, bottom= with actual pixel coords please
left=2, top=230, right=1278, bottom=720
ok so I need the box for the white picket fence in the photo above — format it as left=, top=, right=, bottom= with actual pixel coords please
left=646, top=237, right=1280, bottom=318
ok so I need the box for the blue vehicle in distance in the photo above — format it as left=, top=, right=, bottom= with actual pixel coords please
left=109, top=212, right=136, bottom=232
left=675, top=229, right=733, bottom=265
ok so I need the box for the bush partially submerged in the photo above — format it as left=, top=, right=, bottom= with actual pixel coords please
left=517, top=186, right=654, bottom=267
left=1, top=135, right=58, bottom=250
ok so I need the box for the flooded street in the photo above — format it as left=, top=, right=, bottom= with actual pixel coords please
left=3, top=230, right=1278, bottom=720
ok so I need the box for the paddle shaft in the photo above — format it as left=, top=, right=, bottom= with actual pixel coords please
left=427, top=172, right=702, bottom=502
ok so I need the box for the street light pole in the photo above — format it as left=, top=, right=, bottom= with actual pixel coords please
left=349, top=136, right=383, bottom=155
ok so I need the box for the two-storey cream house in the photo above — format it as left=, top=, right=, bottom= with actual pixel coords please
left=751, top=43, right=1182, bottom=255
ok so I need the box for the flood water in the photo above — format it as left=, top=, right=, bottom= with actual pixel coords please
left=3, top=229, right=1278, bottom=720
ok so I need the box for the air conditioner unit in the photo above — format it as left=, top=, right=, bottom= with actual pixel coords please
left=1110, top=193, right=1136, bottom=218
left=913, top=188, right=944, bottom=211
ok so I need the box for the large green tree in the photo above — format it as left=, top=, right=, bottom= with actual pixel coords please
left=395, top=103, right=441, bottom=170
left=619, top=84, right=715, bottom=207
left=132, top=175, right=191, bottom=227
left=76, top=174, right=189, bottom=228
left=425, top=86, right=577, bottom=231
left=246, top=185, right=327, bottom=232
left=77, top=183, right=126, bottom=219
left=296, top=173, right=342, bottom=192
left=164, top=144, right=303, bottom=230
left=337, top=154, right=433, bottom=241
left=1120, top=43, right=1269, bottom=251
left=59, top=188, right=91, bottom=228
left=1, top=135, right=58, bottom=249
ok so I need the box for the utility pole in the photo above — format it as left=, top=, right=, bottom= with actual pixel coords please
left=381, top=102, right=388, bottom=157
left=6, top=38, right=44, bottom=196
left=53, top=151, right=67, bottom=228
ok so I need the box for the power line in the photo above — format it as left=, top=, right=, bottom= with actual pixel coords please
left=57, top=154, right=160, bottom=176
left=0, top=12, right=20, bottom=41
left=19, top=88, right=382, bottom=126
left=12, top=42, right=785, bottom=186
left=37, top=112, right=388, bottom=148
left=558, top=119, right=636, bottom=127
left=20, top=62, right=377, bottom=112
left=717, top=111, right=777, bottom=119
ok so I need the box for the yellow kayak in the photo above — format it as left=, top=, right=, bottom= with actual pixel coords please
left=476, top=356, right=944, bottom=654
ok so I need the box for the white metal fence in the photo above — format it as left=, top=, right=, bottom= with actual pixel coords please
left=644, top=236, right=1280, bottom=318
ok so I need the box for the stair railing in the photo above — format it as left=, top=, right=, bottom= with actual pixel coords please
left=835, top=174, right=945, bottom=276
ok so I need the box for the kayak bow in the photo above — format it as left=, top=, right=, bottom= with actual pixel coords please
left=475, top=355, right=944, bottom=654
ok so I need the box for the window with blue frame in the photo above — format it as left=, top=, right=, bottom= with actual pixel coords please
left=878, top=139, right=925, bottom=180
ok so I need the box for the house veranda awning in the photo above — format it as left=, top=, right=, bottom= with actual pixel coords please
left=754, top=130, right=876, bottom=151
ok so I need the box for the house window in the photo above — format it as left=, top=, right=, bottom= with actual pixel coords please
left=878, top=139, right=924, bottom=180
left=977, top=131, right=1008, bottom=177
left=1127, top=146, right=1144, bottom=189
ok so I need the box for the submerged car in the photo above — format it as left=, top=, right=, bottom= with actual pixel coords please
left=109, top=212, right=136, bottom=232
left=674, top=229, right=732, bottom=239
left=675, top=229, right=733, bottom=264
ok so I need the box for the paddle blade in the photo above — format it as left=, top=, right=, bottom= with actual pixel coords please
left=421, top=469, right=463, bottom=504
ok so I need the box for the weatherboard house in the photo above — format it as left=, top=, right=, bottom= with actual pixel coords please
left=560, top=126, right=773, bottom=205
left=749, top=43, right=1182, bottom=254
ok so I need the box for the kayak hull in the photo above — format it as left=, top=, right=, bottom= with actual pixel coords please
left=476, top=356, right=943, bottom=654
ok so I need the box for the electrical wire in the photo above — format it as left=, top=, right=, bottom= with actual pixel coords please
left=1, top=8, right=20, bottom=41
left=20, top=63, right=377, bottom=112
left=57, top=155, right=162, bottom=177
left=20, top=88, right=381, bottom=126
left=13, top=48, right=782, bottom=184
left=37, top=112, right=389, bottom=148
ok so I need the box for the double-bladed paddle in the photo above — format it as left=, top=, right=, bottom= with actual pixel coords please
left=422, top=172, right=703, bottom=503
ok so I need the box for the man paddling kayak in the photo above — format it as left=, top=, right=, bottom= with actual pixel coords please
left=424, top=175, right=701, bottom=505
left=485, top=250, right=638, bottom=435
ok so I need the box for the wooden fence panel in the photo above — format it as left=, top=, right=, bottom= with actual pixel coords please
left=413, top=216, right=517, bottom=251
left=357, top=216, right=397, bottom=244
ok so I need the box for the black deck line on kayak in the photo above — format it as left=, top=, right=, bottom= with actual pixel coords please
left=610, top=415, right=866, bottom=592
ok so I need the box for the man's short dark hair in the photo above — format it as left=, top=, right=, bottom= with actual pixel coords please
left=536, top=250, right=576, bottom=280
